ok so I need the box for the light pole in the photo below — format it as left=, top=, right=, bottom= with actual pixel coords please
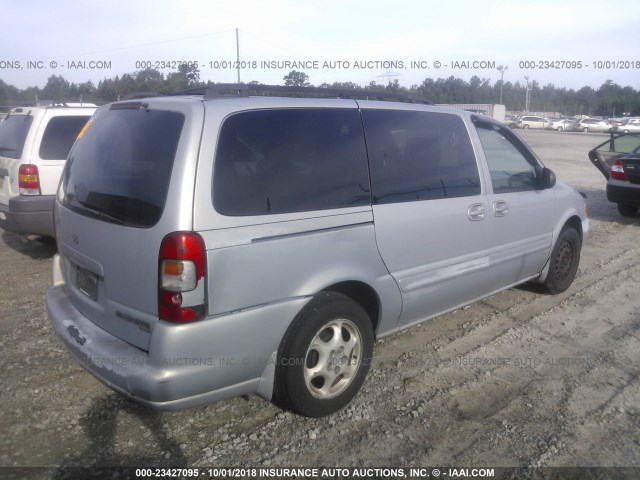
left=524, top=76, right=530, bottom=113
left=497, top=65, right=508, bottom=105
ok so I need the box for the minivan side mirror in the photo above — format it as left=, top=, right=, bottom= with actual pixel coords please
left=539, top=167, right=556, bottom=189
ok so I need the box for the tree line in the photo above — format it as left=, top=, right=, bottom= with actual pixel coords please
left=1, top=65, right=638, bottom=117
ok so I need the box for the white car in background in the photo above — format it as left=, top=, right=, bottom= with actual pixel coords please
left=577, top=118, right=612, bottom=133
left=547, top=119, right=580, bottom=132
left=0, top=103, right=96, bottom=239
left=615, top=118, right=640, bottom=133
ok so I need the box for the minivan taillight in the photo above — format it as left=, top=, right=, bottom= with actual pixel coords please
left=19, top=164, right=41, bottom=195
left=159, top=232, right=206, bottom=322
left=611, top=160, right=628, bottom=181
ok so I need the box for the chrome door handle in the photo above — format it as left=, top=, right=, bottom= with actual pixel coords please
left=467, top=203, right=485, bottom=221
left=493, top=201, right=509, bottom=217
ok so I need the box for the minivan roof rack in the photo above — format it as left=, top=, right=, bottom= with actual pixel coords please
left=176, top=83, right=431, bottom=105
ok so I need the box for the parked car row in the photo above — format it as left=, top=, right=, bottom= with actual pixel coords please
left=44, top=85, right=589, bottom=417
left=507, top=115, right=624, bottom=133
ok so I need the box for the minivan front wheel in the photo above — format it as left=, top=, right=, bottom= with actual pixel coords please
left=543, top=227, right=581, bottom=294
left=275, top=292, right=374, bottom=417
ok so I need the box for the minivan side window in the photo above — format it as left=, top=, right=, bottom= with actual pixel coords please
left=213, top=109, right=370, bottom=216
left=40, top=116, right=91, bottom=160
left=361, top=109, right=481, bottom=204
left=475, top=121, right=538, bottom=193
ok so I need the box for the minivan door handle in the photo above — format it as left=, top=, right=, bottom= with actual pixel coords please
left=493, top=200, right=509, bottom=217
left=467, top=203, right=485, bottom=221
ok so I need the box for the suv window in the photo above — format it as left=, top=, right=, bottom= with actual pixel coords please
left=361, top=109, right=480, bottom=204
left=61, top=108, right=185, bottom=227
left=0, top=114, right=33, bottom=159
left=39, top=115, right=91, bottom=160
left=475, top=121, right=538, bottom=193
left=213, top=109, right=370, bottom=216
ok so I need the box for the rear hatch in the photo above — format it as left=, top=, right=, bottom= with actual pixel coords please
left=0, top=111, right=35, bottom=206
left=588, top=133, right=640, bottom=179
left=55, top=99, right=203, bottom=350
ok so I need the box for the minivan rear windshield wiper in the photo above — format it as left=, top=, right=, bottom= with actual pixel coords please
left=65, top=193, right=125, bottom=225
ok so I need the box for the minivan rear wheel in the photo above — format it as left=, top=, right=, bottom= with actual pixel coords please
left=275, top=292, right=373, bottom=417
left=542, top=227, right=581, bottom=294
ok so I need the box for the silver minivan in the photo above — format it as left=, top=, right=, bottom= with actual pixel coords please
left=47, top=86, right=589, bottom=417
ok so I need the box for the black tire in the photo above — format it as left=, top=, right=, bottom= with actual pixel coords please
left=557, top=127, right=563, bottom=131
left=543, top=227, right=581, bottom=294
left=617, top=203, right=638, bottom=217
left=523, top=124, right=529, bottom=129
left=274, top=292, right=374, bottom=417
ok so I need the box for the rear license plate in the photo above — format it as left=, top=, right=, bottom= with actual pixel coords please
left=76, top=267, right=98, bottom=301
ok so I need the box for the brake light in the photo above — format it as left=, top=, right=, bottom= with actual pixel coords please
left=159, top=232, right=206, bottom=322
left=611, top=160, right=628, bottom=181
left=19, top=164, right=40, bottom=195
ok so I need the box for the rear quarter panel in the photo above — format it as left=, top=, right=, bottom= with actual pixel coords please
left=193, top=98, right=402, bottom=334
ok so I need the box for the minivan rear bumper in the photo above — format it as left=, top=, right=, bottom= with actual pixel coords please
left=46, top=268, right=310, bottom=410
left=0, top=195, right=55, bottom=237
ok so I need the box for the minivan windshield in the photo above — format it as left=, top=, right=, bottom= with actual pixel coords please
left=60, top=106, right=184, bottom=227
left=0, top=114, right=33, bottom=159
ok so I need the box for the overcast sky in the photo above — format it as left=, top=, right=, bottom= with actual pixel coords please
left=1, top=0, right=639, bottom=91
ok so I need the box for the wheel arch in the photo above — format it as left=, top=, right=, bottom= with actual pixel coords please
left=563, top=214, right=584, bottom=243
left=535, top=213, right=584, bottom=285
left=320, top=280, right=381, bottom=336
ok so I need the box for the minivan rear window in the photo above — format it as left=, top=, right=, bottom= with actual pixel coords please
left=0, top=114, right=33, bottom=159
left=61, top=108, right=184, bottom=227
left=213, top=109, right=370, bottom=216
left=39, top=115, right=92, bottom=160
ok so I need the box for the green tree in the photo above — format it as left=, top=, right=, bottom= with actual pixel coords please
left=283, top=70, right=310, bottom=87
left=42, top=75, right=71, bottom=101
left=179, top=63, right=200, bottom=86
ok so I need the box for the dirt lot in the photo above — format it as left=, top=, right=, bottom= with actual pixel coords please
left=1, top=129, right=639, bottom=478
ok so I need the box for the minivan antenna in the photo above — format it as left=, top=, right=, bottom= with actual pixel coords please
left=236, top=28, right=240, bottom=84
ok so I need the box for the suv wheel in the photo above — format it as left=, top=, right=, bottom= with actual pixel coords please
left=522, top=124, right=529, bottom=129
left=275, top=292, right=374, bottom=417
left=557, top=127, right=563, bottom=131
left=617, top=203, right=638, bottom=217
left=543, top=227, right=581, bottom=294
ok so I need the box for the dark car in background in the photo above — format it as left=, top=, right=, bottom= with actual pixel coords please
left=589, top=132, right=640, bottom=216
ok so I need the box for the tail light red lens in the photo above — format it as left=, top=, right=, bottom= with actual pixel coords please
left=159, top=232, right=206, bottom=322
left=19, top=164, right=41, bottom=195
left=611, top=160, right=628, bottom=181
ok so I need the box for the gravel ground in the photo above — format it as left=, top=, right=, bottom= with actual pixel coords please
left=1, top=129, right=639, bottom=478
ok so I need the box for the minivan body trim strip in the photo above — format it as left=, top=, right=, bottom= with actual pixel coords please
left=251, top=221, right=374, bottom=243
